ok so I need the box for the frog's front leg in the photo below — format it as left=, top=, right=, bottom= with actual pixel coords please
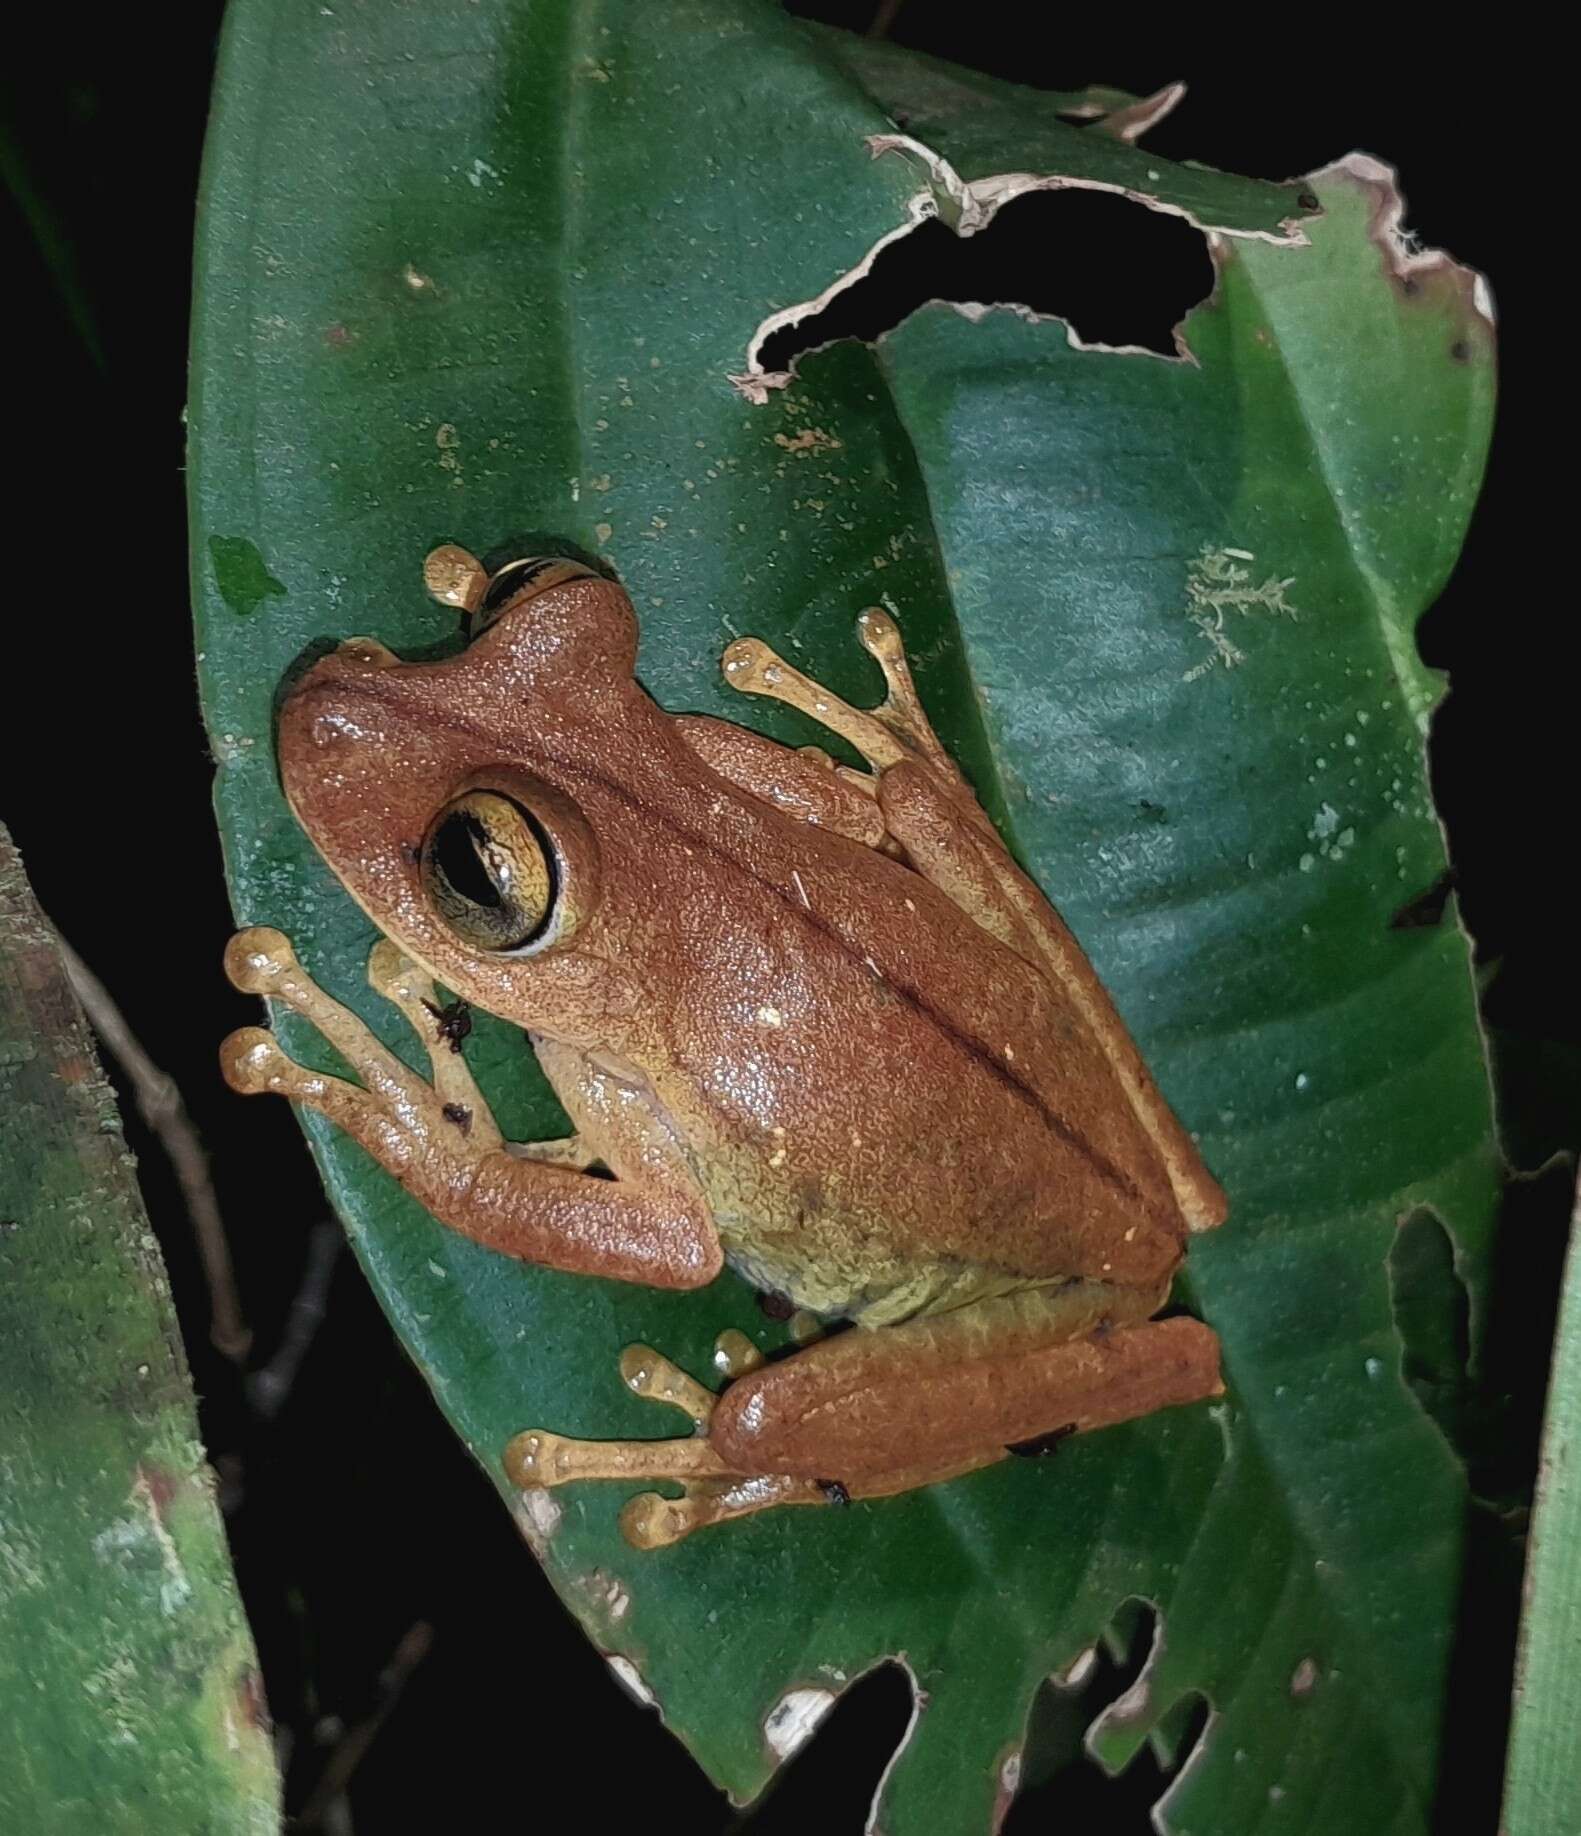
left=723, top=607, right=965, bottom=786
left=673, top=714, right=891, bottom=849
left=220, top=928, right=720, bottom=1289
left=507, top=1282, right=1221, bottom=1548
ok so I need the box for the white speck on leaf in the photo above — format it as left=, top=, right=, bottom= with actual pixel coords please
left=764, top=1687, right=836, bottom=1760
left=608, top=1655, right=656, bottom=1706
left=514, top=1488, right=562, bottom=1548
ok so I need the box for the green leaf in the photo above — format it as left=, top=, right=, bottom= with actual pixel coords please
left=1502, top=1177, right=1581, bottom=1836
left=806, top=27, right=1309, bottom=233
left=189, top=5, right=1496, bottom=1830
left=0, top=831, right=279, bottom=1833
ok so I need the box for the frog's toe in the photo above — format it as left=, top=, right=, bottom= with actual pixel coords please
left=224, top=926, right=301, bottom=995
left=364, top=940, right=503, bottom=1142
left=502, top=1425, right=732, bottom=1490
left=620, top=1474, right=833, bottom=1547
left=619, top=1490, right=692, bottom=1550
left=618, top=1343, right=716, bottom=1423
left=220, top=1025, right=302, bottom=1096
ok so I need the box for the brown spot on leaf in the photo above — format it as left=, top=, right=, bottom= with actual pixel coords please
left=993, top=1744, right=1023, bottom=1832
left=136, top=1462, right=180, bottom=1514
left=235, top=1667, right=271, bottom=1731
left=1390, top=867, right=1455, bottom=930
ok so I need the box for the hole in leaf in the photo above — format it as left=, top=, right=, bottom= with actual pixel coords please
left=1387, top=1205, right=1473, bottom=1455
left=740, top=1659, right=913, bottom=1832
left=1388, top=865, right=1457, bottom=929
left=1003, top=1601, right=1208, bottom=1831
left=757, top=188, right=1215, bottom=377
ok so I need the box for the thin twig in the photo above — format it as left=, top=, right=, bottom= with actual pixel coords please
left=295, top=1622, right=435, bottom=1829
left=248, top=1220, right=342, bottom=1419
left=56, top=933, right=252, bottom=1362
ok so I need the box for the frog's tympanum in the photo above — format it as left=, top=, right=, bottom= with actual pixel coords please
left=223, top=546, right=1227, bottom=1547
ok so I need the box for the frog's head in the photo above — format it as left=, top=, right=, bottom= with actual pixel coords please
left=273, top=547, right=627, bottom=998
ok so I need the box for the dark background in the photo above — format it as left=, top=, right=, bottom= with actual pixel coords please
left=4, top=4, right=1569, bottom=1830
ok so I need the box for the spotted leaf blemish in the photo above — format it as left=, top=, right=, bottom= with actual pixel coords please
left=1304, top=801, right=1357, bottom=867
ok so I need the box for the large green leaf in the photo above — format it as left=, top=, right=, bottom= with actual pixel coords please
left=0, top=831, right=279, bottom=1833
left=1502, top=1175, right=1581, bottom=1836
left=189, top=5, right=1496, bottom=1830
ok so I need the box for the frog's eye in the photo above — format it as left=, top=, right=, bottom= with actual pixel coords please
left=471, top=557, right=599, bottom=636
left=420, top=791, right=559, bottom=952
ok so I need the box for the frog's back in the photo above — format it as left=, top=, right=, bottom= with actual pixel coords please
left=614, top=774, right=1191, bottom=1324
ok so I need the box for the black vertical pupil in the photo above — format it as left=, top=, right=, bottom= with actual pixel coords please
left=433, top=813, right=503, bottom=908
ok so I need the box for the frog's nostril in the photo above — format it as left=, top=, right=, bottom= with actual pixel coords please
left=308, top=710, right=351, bottom=749
left=291, top=679, right=377, bottom=750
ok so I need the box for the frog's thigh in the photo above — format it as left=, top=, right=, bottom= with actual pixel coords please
left=673, top=714, right=887, bottom=848
left=710, top=1284, right=1222, bottom=1484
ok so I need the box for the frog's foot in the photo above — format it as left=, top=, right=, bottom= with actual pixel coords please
left=222, top=927, right=602, bottom=1169
left=221, top=926, right=508, bottom=1157
left=503, top=1342, right=834, bottom=1550
left=722, top=606, right=960, bottom=782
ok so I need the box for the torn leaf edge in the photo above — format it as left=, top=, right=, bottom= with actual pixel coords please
left=1314, top=150, right=1497, bottom=329
left=730, top=132, right=1317, bottom=401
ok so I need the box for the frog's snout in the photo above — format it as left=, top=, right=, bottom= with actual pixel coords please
left=279, top=646, right=398, bottom=764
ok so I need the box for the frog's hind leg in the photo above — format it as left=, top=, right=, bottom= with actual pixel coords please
left=506, top=1282, right=1222, bottom=1548
left=706, top=1283, right=1219, bottom=1491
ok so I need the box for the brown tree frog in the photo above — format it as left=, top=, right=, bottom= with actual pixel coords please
left=222, top=546, right=1227, bottom=1547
